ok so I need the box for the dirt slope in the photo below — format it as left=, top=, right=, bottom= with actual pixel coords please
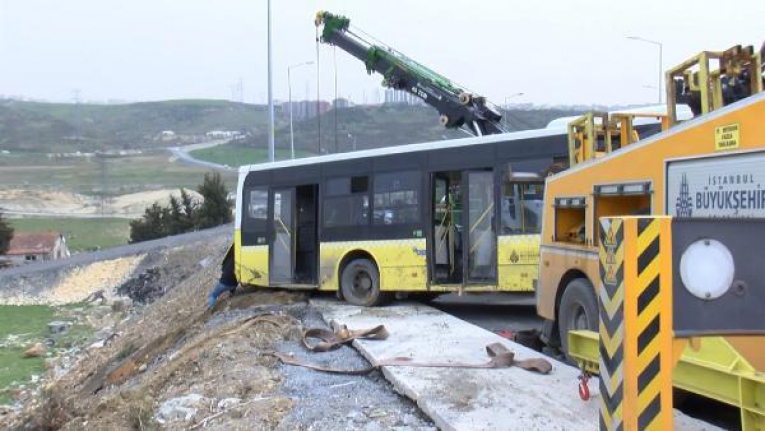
left=2, top=233, right=433, bottom=431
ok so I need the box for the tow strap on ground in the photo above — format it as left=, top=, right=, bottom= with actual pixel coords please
left=276, top=323, right=553, bottom=375
left=302, top=320, right=389, bottom=352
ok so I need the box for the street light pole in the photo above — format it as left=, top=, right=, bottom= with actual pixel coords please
left=503, top=92, right=524, bottom=129
left=627, top=36, right=663, bottom=104
left=267, top=0, right=275, bottom=163
left=288, top=61, right=314, bottom=159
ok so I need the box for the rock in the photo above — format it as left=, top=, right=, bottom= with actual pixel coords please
left=217, top=397, right=241, bottom=411
left=48, top=321, right=71, bottom=335
left=347, top=411, right=368, bottom=424
left=365, top=407, right=388, bottom=419
left=23, top=343, right=46, bottom=358
left=401, top=413, right=418, bottom=426
left=156, top=394, right=207, bottom=424
left=363, top=422, right=385, bottom=431
left=138, top=364, right=147, bottom=373
left=111, top=299, right=127, bottom=312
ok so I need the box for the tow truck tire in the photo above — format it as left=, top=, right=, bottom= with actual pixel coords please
left=340, top=259, right=389, bottom=307
left=558, top=278, right=598, bottom=357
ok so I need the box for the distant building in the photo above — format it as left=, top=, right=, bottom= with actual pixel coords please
left=333, top=98, right=352, bottom=109
left=205, top=130, right=242, bottom=139
left=2, top=232, right=70, bottom=265
left=282, top=100, right=332, bottom=121
left=159, top=130, right=176, bottom=141
left=384, top=89, right=424, bottom=106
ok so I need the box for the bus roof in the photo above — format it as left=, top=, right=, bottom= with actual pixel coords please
left=238, top=125, right=569, bottom=175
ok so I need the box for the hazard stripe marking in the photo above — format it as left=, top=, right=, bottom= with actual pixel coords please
left=633, top=217, right=664, bottom=431
left=599, top=218, right=624, bottom=431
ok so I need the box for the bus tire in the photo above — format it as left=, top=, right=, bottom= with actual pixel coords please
left=558, top=278, right=598, bottom=357
left=340, top=259, right=388, bottom=307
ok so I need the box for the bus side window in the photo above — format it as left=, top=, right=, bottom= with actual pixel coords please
left=501, top=182, right=544, bottom=235
left=373, top=171, right=420, bottom=225
left=247, top=188, right=268, bottom=220
left=323, top=175, right=370, bottom=227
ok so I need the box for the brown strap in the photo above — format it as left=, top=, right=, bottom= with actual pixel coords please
left=302, top=320, right=389, bottom=352
left=273, top=351, right=376, bottom=375
left=376, top=342, right=552, bottom=374
left=277, top=339, right=553, bottom=375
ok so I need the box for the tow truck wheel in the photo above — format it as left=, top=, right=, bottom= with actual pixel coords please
left=439, top=115, right=450, bottom=126
left=340, top=259, right=389, bottom=307
left=459, top=92, right=471, bottom=105
left=558, top=278, right=598, bottom=357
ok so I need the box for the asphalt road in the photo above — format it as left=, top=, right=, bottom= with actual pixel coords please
left=431, top=292, right=543, bottom=333
left=167, top=140, right=235, bottom=172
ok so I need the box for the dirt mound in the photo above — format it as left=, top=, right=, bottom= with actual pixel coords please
left=109, top=189, right=203, bottom=217
left=0, top=189, right=91, bottom=213
left=0, top=188, right=202, bottom=218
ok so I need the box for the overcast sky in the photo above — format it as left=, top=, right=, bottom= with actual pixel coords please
left=1, top=0, right=762, bottom=106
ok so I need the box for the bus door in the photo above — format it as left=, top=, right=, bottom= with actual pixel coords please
left=430, top=169, right=497, bottom=285
left=465, top=170, right=497, bottom=284
left=270, top=188, right=295, bottom=284
left=239, top=185, right=269, bottom=285
left=432, top=172, right=462, bottom=284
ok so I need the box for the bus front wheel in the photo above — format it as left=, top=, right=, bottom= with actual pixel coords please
left=558, top=278, right=598, bottom=357
left=340, top=259, right=389, bottom=307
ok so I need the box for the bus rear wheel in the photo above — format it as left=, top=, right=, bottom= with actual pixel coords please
left=340, top=259, right=389, bottom=307
left=558, top=278, right=598, bottom=357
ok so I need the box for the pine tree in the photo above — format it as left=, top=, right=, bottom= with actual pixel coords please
left=196, top=172, right=233, bottom=229
left=168, top=189, right=196, bottom=235
left=129, top=202, right=171, bottom=243
left=0, top=211, right=13, bottom=255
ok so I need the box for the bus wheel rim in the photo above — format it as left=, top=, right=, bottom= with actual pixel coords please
left=352, top=270, right=372, bottom=296
left=571, top=305, right=587, bottom=330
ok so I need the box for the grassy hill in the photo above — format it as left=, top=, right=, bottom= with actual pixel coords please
left=0, top=99, right=278, bottom=152
left=1, top=98, right=581, bottom=157
left=233, top=104, right=583, bottom=158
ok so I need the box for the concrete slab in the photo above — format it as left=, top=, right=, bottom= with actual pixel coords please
left=312, top=299, right=722, bottom=431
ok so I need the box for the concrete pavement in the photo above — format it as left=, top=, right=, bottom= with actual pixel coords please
left=312, top=299, right=721, bottom=431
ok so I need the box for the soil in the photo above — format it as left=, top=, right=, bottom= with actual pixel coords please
left=0, top=188, right=202, bottom=218
left=1, top=232, right=435, bottom=431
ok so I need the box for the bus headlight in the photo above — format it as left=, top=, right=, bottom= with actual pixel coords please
left=679, top=238, right=735, bottom=300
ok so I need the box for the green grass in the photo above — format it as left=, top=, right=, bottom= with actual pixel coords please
left=0, top=306, right=57, bottom=404
left=189, top=145, right=314, bottom=167
left=9, top=218, right=131, bottom=252
left=0, top=151, right=236, bottom=195
left=0, top=305, right=95, bottom=404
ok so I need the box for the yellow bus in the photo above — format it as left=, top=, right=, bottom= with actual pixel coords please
left=233, top=130, right=581, bottom=305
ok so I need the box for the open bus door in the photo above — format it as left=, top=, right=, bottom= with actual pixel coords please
left=430, top=170, right=497, bottom=286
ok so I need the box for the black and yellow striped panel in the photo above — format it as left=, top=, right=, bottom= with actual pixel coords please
left=599, top=218, right=624, bottom=431
left=634, top=218, right=664, bottom=431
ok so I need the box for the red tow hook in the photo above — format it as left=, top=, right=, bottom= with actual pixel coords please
left=578, top=371, right=591, bottom=401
